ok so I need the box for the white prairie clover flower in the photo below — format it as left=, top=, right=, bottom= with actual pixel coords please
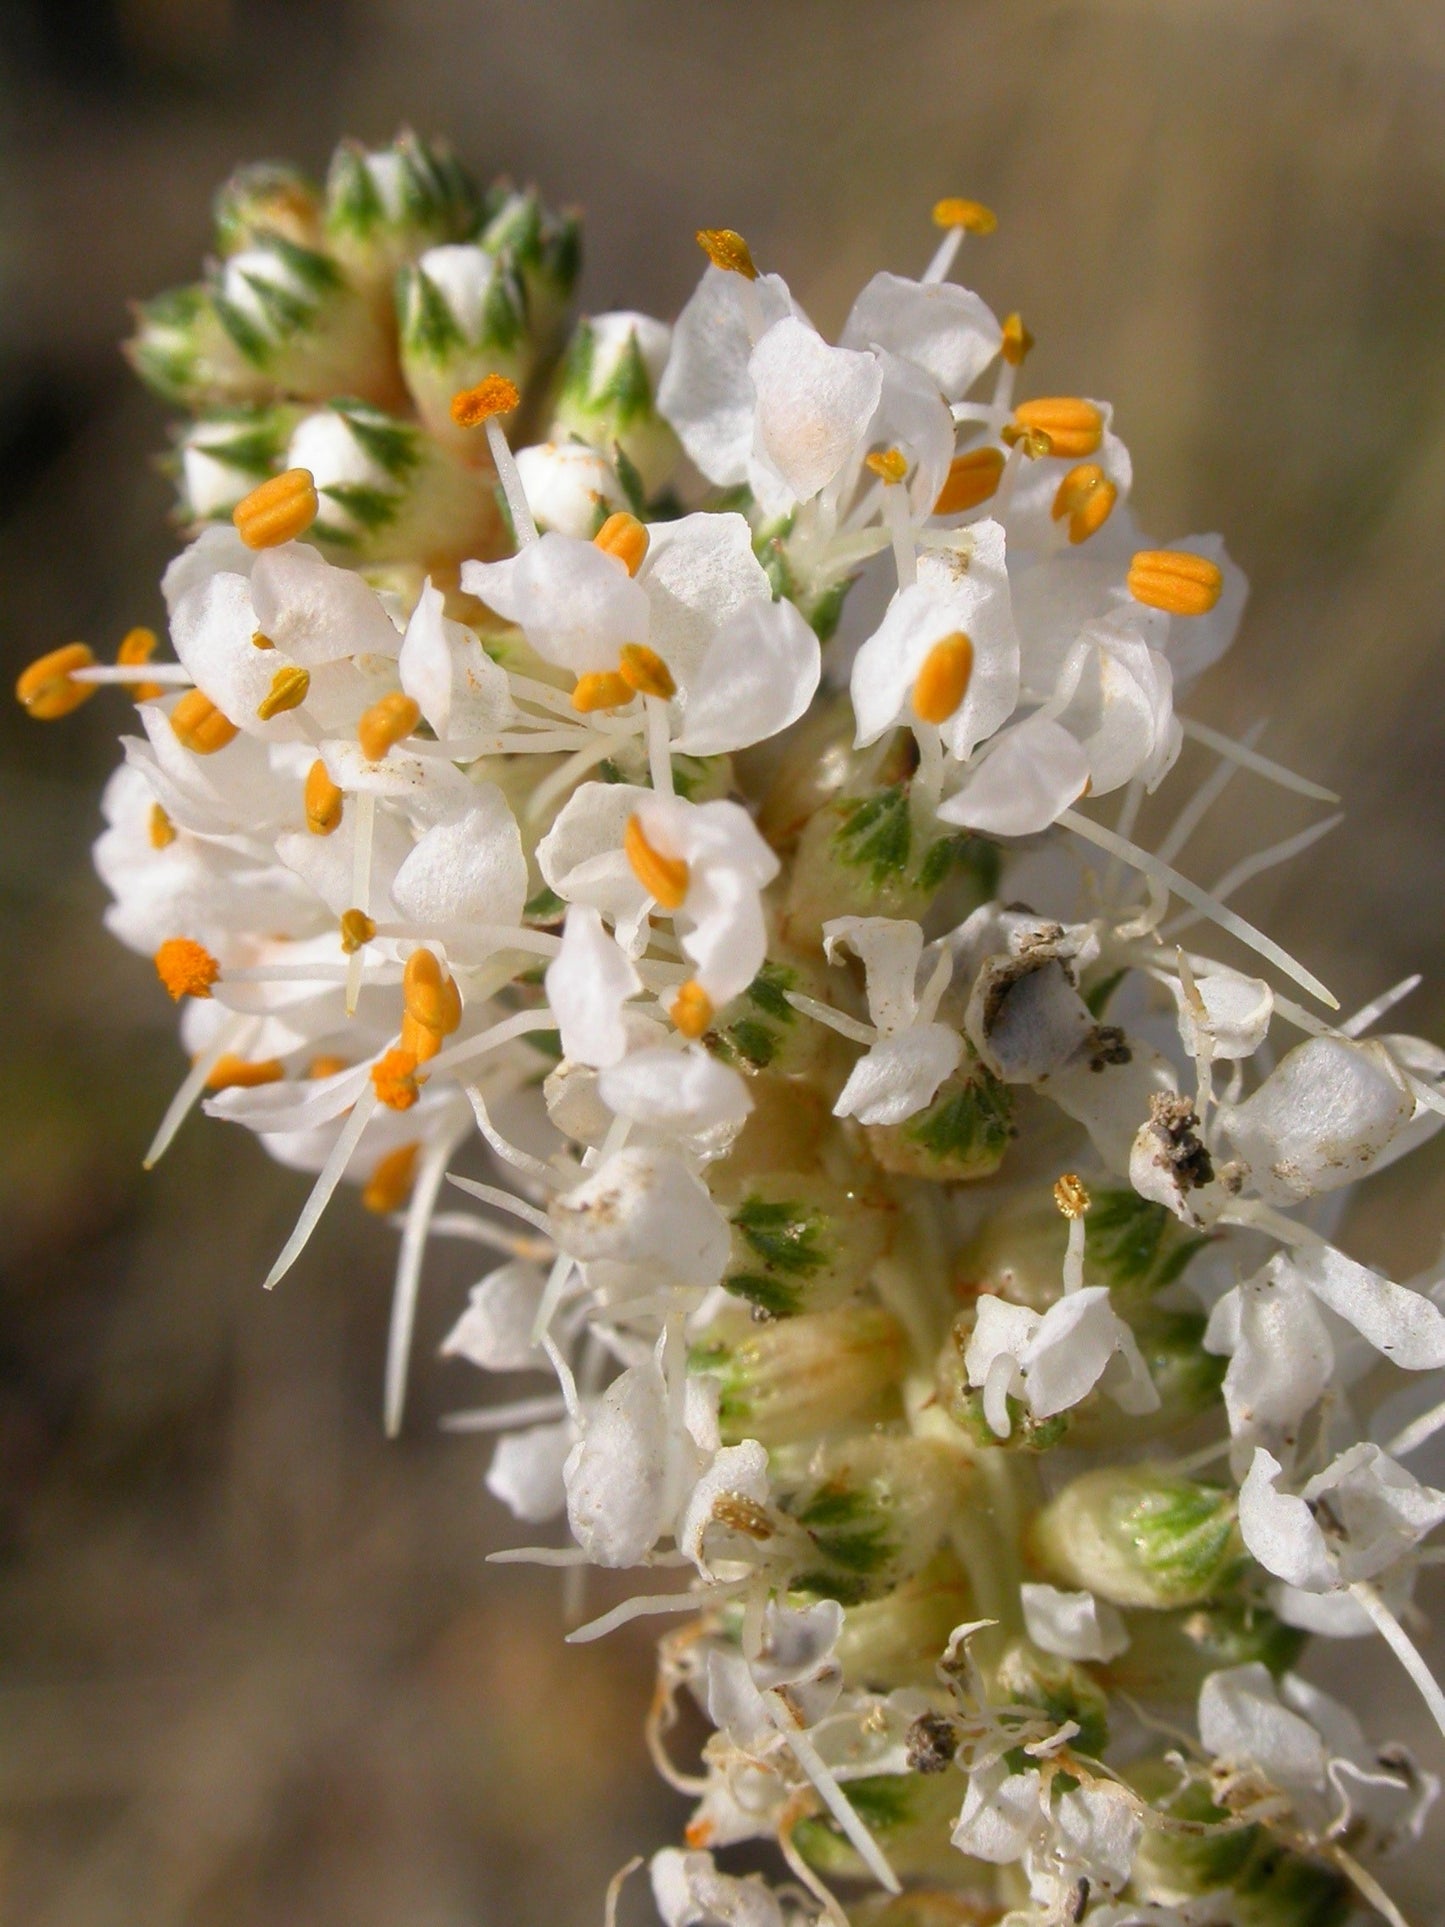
left=22, top=152, right=1445, bottom=1927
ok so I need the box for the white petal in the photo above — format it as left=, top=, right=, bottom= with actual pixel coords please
left=833, top=1026, right=963, bottom=1126
left=398, top=575, right=512, bottom=739
left=1176, top=969, right=1273, bottom=1062
left=656, top=266, right=795, bottom=487
left=1291, top=1242, right=1445, bottom=1371
left=565, top=1360, right=671, bottom=1566
left=747, top=316, right=882, bottom=506
left=1300, top=1443, right=1445, bottom=1583
left=679, top=1439, right=770, bottom=1577
left=650, top=1848, right=785, bottom=1927
left=673, top=596, right=821, bottom=757
left=250, top=541, right=402, bottom=664
left=545, top=904, right=643, bottom=1069
left=461, top=530, right=649, bottom=675
left=951, top=1760, right=1045, bottom=1864
left=823, top=915, right=927, bottom=1032
left=487, top=1418, right=574, bottom=1522
left=390, top=786, right=527, bottom=929
left=441, top=1260, right=549, bottom=1371
left=536, top=781, right=653, bottom=942
left=1022, top=1288, right=1148, bottom=1421
left=1021, top=1584, right=1130, bottom=1663
left=842, top=272, right=1001, bottom=400
left=597, top=1044, right=751, bottom=1134
left=1238, top=1448, right=1337, bottom=1591
left=1197, top=1663, right=1328, bottom=1796
left=937, top=714, right=1089, bottom=837
left=639, top=511, right=771, bottom=687
left=1221, top=1036, right=1414, bottom=1205
left=1210, top=1260, right=1335, bottom=1445
left=550, top=1146, right=731, bottom=1289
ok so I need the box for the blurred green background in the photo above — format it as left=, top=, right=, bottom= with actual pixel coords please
left=4, top=1, right=1445, bottom=1920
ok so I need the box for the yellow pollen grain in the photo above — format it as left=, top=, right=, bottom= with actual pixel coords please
left=695, top=228, right=757, bottom=279
left=1051, top=462, right=1117, bottom=545
left=149, top=802, right=176, bottom=849
left=16, top=643, right=97, bottom=720
left=371, top=1047, right=423, bottom=1111
left=117, top=626, right=163, bottom=701
left=256, top=664, right=311, bottom=721
left=403, top=949, right=462, bottom=1036
left=154, top=937, right=219, bottom=1001
left=339, top=908, right=376, bottom=954
left=624, top=814, right=690, bottom=911
left=170, top=689, right=239, bottom=755
left=1127, top=550, right=1224, bottom=617
left=251, top=629, right=275, bottom=650
left=571, top=670, right=634, bottom=713
left=357, top=691, right=419, bottom=762
left=362, top=1142, right=420, bottom=1215
left=671, top=980, right=715, bottom=1039
left=205, top=1054, right=285, bottom=1092
left=912, top=631, right=974, bottom=726
left=594, top=511, right=649, bottom=576
left=933, top=447, right=1005, bottom=516
left=1011, top=398, right=1103, bottom=460
left=307, top=1054, right=350, bottom=1080
left=1054, top=1173, right=1091, bottom=1219
left=304, top=758, right=344, bottom=835
left=865, top=447, right=909, bottom=486
left=233, top=467, right=318, bottom=549
left=449, top=374, right=520, bottom=427
left=931, top=197, right=997, bottom=235
left=618, top=643, right=677, bottom=701
left=1000, top=312, right=1034, bottom=367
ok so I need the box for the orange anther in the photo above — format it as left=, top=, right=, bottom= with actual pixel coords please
left=117, top=626, right=163, bottom=701
left=865, top=447, right=909, bottom=486
left=1054, top=1173, right=1091, bottom=1219
left=16, top=643, right=97, bottom=720
left=594, top=511, right=649, bottom=576
left=149, top=803, right=176, bottom=849
left=912, top=632, right=974, bottom=726
left=1010, top=398, right=1103, bottom=460
left=256, top=664, right=310, bottom=720
left=357, top=692, right=419, bottom=762
left=624, top=814, right=689, bottom=911
left=170, top=689, right=239, bottom=754
left=304, top=758, right=344, bottom=835
left=154, top=937, right=219, bottom=1000
left=1000, top=312, right=1033, bottom=367
left=1051, top=463, right=1118, bottom=545
left=671, top=980, right=715, bottom=1039
left=205, top=1054, right=285, bottom=1091
left=339, top=908, right=376, bottom=953
left=933, top=447, right=1005, bottom=516
left=403, top=948, right=462, bottom=1036
left=617, top=643, right=676, bottom=701
left=695, top=228, right=757, bottom=279
left=371, top=1047, right=423, bottom=1111
left=233, top=467, right=318, bottom=549
left=931, top=198, right=997, bottom=235
left=571, top=670, right=634, bottom=713
left=449, top=375, right=521, bottom=427
left=362, top=1142, right=420, bottom=1214
left=1127, top=550, right=1223, bottom=617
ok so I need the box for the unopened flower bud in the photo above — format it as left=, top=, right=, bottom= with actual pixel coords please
left=720, top=1171, right=891, bottom=1319
left=781, top=1435, right=970, bottom=1604
left=866, top=1056, right=1013, bottom=1185
left=553, top=311, right=679, bottom=496
left=477, top=185, right=581, bottom=348
left=513, top=441, right=625, bottom=537
left=398, top=245, right=532, bottom=450
left=695, top=1301, right=907, bottom=1449
left=213, top=161, right=322, bottom=255
left=1100, top=1601, right=1304, bottom=1707
left=834, top=1553, right=975, bottom=1692
left=289, top=398, right=499, bottom=562
left=173, top=404, right=304, bottom=524
left=1030, top=1467, right=1242, bottom=1609
left=994, top=1636, right=1110, bottom=1756
left=324, top=132, right=481, bottom=295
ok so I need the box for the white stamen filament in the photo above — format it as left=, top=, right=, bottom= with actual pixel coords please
left=263, top=1087, right=379, bottom=1290
left=384, top=1116, right=470, bottom=1437
left=1349, top=1580, right=1445, bottom=1746
left=446, top=1173, right=554, bottom=1237
left=922, top=225, right=964, bottom=285
left=440, top=1393, right=569, bottom=1434
left=783, top=991, right=878, bottom=1046
left=143, top=1012, right=255, bottom=1169
left=486, top=417, right=538, bottom=545
left=1159, top=813, right=1345, bottom=943
left=646, top=695, right=675, bottom=797
left=70, top=663, right=194, bottom=685
left=346, top=789, right=376, bottom=1016
left=769, top=1705, right=901, bottom=1895
left=1178, top=716, right=1338, bottom=802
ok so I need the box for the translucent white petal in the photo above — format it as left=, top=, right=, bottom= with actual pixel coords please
left=937, top=714, right=1089, bottom=837
left=673, top=596, right=821, bottom=757
left=398, top=575, right=513, bottom=739
left=597, top=1044, right=751, bottom=1135
left=487, top=1418, right=575, bottom=1522
left=656, top=266, right=795, bottom=487
left=442, top=1260, right=550, bottom=1372
left=545, top=904, right=643, bottom=1069
left=1238, top=1448, right=1338, bottom=1591
left=747, top=316, right=882, bottom=506
left=250, top=540, right=402, bottom=664
left=461, top=530, right=650, bottom=674
left=832, top=1025, right=963, bottom=1126
left=1221, top=1036, right=1414, bottom=1205
left=841, top=271, right=1001, bottom=400
left=639, top=511, right=771, bottom=686
left=1198, top=1663, right=1328, bottom=1797
left=1021, top=1583, right=1130, bottom=1663
left=550, top=1146, right=731, bottom=1289
left=564, top=1358, right=672, bottom=1566
left=390, top=786, right=528, bottom=929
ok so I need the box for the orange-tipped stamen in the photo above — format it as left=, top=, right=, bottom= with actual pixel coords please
left=571, top=671, right=634, bottom=713
left=117, top=626, right=163, bottom=702
left=357, top=692, right=419, bottom=762
left=256, top=664, right=311, bottom=721
left=695, top=228, right=757, bottom=279
left=449, top=375, right=521, bottom=428
left=251, top=629, right=275, bottom=650
left=16, top=643, right=97, bottom=720
left=1051, top=463, right=1117, bottom=544
left=931, top=198, right=997, bottom=235
left=618, top=644, right=676, bottom=701
left=339, top=908, right=376, bottom=954
left=912, top=632, right=974, bottom=725
left=1010, top=398, right=1103, bottom=460
left=403, top=949, right=462, bottom=1036
left=1127, top=550, right=1223, bottom=617
left=594, top=511, right=649, bottom=576
left=624, top=814, right=689, bottom=910
left=170, top=690, right=239, bottom=755
left=1054, top=1173, right=1091, bottom=1219
left=933, top=447, right=1005, bottom=516
left=205, top=1054, right=285, bottom=1092
left=154, top=937, right=219, bottom=1001
left=362, top=1142, right=420, bottom=1214
left=233, top=467, right=318, bottom=549
left=307, top=1055, right=350, bottom=1080
left=865, top=447, right=909, bottom=487
left=304, top=758, right=344, bottom=835
left=671, top=980, right=715, bottom=1038
left=1000, top=312, right=1034, bottom=367
left=371, top=1048, right=423, bottom=1111
left=149, top=803, right=176, bottom=849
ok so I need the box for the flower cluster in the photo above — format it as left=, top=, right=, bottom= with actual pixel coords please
left=20, top=138, right=1445, bottom=1927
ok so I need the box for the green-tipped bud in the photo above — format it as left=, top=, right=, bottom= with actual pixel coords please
left=1100, top=1601, right=1305, bottom=1706
left=552, top=312, right=679, bottom=497
left=956, top=1186, right=1206, bottom=1317
left=477, top=185, right=581, bottom=345
left=720, top=1171, right=890, bottom=1319
left=173, top=404, right=305, bottom=524
left=513, top=441, right=626, bottom=538
left=834, top=1554, right=975, bottom=1691
left=1031, top=1467, right=1242, bottom=1609
left=213, top=161, right=322, bottom=254
left=865, top=1055, right=1012, bottom=1184
left=398, top=245, right=531, bottom=450
left=780, top=1437, right=969, bottom=1604
left=323, top=131, right=481, bottom=294
left=694, top=1301, right=907, bottom=1448
left=711, top=958, right=835, bottom=1078
left=994, top=1636, right=1110, bottom=1755
left=795, top=1768, right=964, bottom=1885
left=290, top=399, right=500, bottom=563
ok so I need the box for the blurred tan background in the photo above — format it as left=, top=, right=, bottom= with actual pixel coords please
left=4, top=1, right=1445, bottom=1921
